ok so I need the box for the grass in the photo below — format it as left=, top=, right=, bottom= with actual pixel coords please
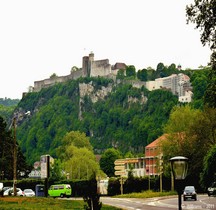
left=0, top=197, right=121, bottom=210
left=114, top=190, right=177, bottom=198
left=0, top=191, right=176, bottom=209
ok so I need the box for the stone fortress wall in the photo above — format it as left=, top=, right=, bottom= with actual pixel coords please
left=33, top=52, right=125, bottom=92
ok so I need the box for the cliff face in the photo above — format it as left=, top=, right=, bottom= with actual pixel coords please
left=78, top=81, right=148, bottom=119
left=78, top=82, right=114, bottom=119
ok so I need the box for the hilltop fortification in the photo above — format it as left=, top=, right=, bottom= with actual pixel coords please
left=33, top=52, right=127, bottom=92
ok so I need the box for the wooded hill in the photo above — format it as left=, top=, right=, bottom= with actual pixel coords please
left=9, top=66, right=209, bottom=165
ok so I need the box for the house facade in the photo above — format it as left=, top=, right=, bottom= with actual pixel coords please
left=145, top=134, right=166, bottom=176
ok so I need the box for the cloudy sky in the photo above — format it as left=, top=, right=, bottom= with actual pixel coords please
left=0, top=0, right=211, bottom=99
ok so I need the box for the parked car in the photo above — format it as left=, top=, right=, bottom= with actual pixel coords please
left=0, top=183, right=3, bottom=196
left=24, top=189, right=35, bottom=197
left=183, top=186, right=197, bottom=201
left=3, top=187, right=11, bottom=192
left=207, top=182, right=216, bottom=196
left=3, top=188, right=25, bottom=196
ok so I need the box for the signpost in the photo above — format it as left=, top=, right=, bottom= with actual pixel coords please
left=40, top=155, right=50, bottom=197
left=114, top=159, right=125, bottom=194
left=114, top=165, right=125, bottom=171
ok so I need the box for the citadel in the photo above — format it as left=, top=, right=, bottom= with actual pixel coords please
left=31, top=52, right=192, bottom=103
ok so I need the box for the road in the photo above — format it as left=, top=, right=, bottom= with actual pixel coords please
left=100, top=195, right=216, bottom=210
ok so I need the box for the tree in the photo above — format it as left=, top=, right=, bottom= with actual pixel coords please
left=50, top=73, right=58, bottom=79
left=116, top=69, right=125, bottom=80
left=186, top=1, right=216, bottom=51
left=56, top=131, right=103, bottom=180
left=0, top=116, right=12, bottom=179
left=57, top=131, right=93, bottom=161
left=204, top=52, right=216, bottom=108
left=161, top=106, right=202, bottom=176
left=126, top=65, right=136, bottom=78
left=162, top=105, right=216, bottom=189
left=200, top=144, right=216, bottom=188
left=99, top=148, right=122, bottom=177
left=186, top=0, right=216, bottom=108
left=155, top=62, right=166, bottom=78
left=49, top=159, right=66, bottom=181
left=0, top=116, right=31, bottom=179
left=137, top=69, right=148, bottom=81
left=64, top=146, right=102, bottom=180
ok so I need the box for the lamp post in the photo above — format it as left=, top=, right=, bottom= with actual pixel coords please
left=170, top=156, right=188, bottom=210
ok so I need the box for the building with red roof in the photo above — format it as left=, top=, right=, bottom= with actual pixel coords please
left=145, top=134, right=167, bottom=176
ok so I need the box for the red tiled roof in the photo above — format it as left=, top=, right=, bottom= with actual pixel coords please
left=145, top=134, right=168, bottom=148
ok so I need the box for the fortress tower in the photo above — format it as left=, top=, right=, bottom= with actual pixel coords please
left=82, top=52, right=94, bottom=77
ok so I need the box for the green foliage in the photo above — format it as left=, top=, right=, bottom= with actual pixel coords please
left=0, top=98, right=19, bottom=123
left=0, top=98, right=19, bottom=106
left=49, top=159, right=66, bottom=181
left=137, top=69, right=148, bottom=81
left=100, top=148, right=122, bottom=177
left=14, top=77, right=180, bottom=165
left=126, top=65, right=136, bottom=79
left=0, top=116, right=31, bottom=180
left=116, top=69, right=125, bottom=80
left=200, top=144, right=216, bottom=188
left=56, top=131, right=102, bottom=180
left=64, top=146, right=101, bottom=180
left=162, top=105, right=216, bottom=189
left=204, top=52, right=216, bottom=108
left=186, top=0, right=216, bottom=51
left=57, top=131, right=93, bottom=160
left=186, top=1, right=216, bottom=108
left=0, top=197, right=87, bottom=210
left=0, top=104, right=15, bottom=123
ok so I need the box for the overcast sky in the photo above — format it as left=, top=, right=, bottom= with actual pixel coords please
left=0, top=0, right=211, bottom=99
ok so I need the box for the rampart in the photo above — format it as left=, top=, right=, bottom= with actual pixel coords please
left=33, top=53, right=125, bottom=92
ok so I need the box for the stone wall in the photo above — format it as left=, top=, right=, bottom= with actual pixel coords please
left=90, top=59, right=111, bottom=77
left=33, top=69, right=83, bottom=92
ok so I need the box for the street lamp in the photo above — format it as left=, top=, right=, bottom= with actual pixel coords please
left=170, top=156, right=188, bottom=210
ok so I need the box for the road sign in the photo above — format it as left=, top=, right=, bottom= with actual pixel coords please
left=114, top=159, right=125, bottom=165
left=114, top=171, right=126, bottom=176
left=114, top=165, right=125, bottom=171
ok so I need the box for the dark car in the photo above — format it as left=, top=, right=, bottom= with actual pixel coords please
left=207, top=182, right=216, bottom=196
left=183, top=186, right=197, bottom=201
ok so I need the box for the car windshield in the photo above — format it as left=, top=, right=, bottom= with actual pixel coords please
left=24, top=189, right=32, bottom=193
left=184, top=186, right=195, bottom=191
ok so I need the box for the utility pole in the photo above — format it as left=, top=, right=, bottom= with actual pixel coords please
left=10, top=111, right=30, bottom=196
left=13, top=117, right=17, bottom=196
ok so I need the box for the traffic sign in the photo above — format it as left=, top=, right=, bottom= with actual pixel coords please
left=114, top=171, right=126, bottom=176
left=114, top=165, right=125, bottom=171
left=114, top=159, right=125, bottom=165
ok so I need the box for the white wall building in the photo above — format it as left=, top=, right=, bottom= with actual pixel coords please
left=145, top=73, right=192, bottom=103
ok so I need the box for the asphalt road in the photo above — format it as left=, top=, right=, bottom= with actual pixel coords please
left=100, top=194, right=216, bottom=210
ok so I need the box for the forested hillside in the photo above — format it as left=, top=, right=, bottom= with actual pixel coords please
left=0, top=98, right=20, bottom=123
left=2, top=66, right=209, bottom=165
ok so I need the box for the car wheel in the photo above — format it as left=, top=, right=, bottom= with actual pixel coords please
left=60, top=194, right=64, bottom=198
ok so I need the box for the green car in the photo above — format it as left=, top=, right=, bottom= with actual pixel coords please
left=48, top=184, right=72, bottom=198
